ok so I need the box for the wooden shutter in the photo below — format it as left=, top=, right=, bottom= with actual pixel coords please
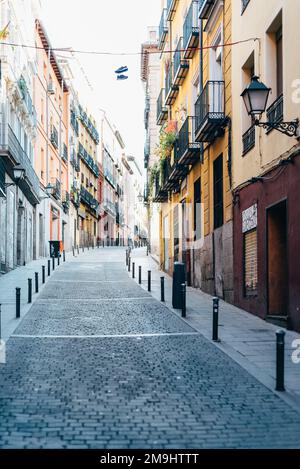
left=244, top=229, right=258, bottom=296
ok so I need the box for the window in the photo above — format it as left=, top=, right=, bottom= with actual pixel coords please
left=244, top=229, right=258, bottom=296
left=213, top=155, right=223, bottom=229
left=81, top=173, right=84, bottom=183
left=242, top=52, right=255, bottom=155
left=276, top=26, right=283, bottom=97
left=194, top=178, right=201, bottom=240
left=173, top=205, right=179, bottom=262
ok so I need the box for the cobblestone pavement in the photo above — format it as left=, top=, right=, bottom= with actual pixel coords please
left=0, top=248, right=300, bottom=449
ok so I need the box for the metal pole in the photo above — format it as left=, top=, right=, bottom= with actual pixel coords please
left=42, top=266, right=45, bottom=284
left=148, top=270, right=151, bottom=292
left=276, top=330, right=285, bottom=392
left=132, top=262, right=135, bottom=279
left=72, top=246, right=75, bottom=257
left=161, top=277, right=165, bottom=302
left=48, top=259, right=51, bottom=276
left=63, top=250, right=66, bottom=262
left=138, top=266, right=142, bottom=285
left=128, top=256, right=131, bottom=272
left=212, top=297, right=220, bottom=342
left=126, top=250, right=128, bottom=266
left=28, top=279, right=32, bottom=304
left=57, top=254, right=60, bottom=266
left=35, top=272, right=39, bottom=294
left=16, top=288, right=21, bottom=318
left=52, top=256, right=55, bottom=271
left=181, top=283, right=186, bottom=318
left=77, top=245, right=79, bottom=255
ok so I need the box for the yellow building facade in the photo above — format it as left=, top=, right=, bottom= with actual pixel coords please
left=155, top=0, right=233, bottom=302
left=77, top=105, right=100, bottom=247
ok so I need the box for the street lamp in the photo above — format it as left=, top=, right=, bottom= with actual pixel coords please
left=241, top=76, right=299, bottom=137
left=4, top=165, right=25, bottom=188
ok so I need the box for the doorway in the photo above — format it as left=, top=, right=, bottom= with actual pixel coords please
left=163, top=215, right=169, bottom=271
left=267, top=200, right=288, bottom=317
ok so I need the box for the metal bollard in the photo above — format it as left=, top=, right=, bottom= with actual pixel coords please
left=126, top=250, right=128, bottom=266
left=42, top=265, right=45, bottom=284
left=16, top=288, right=21, bottom=318
left=82, top=246, right=84, bottom=253
left=128, top=256, right=131, bottom=272
left=63, top=250, right=66, bottom=262
left=148, top=270, right=151, bottom=292
left=276, top=330, right=285, bottom=391
left=57, top=255, right=60, bottom=266
left=132, top=262, right=135, bottom=279
left=103, top=241, right=105, bottom=248
left=52, top=256, right=55, bottom=271
left=181, top=283, right=186, bottom=318
left=77, top=245, right=79, bottom=255
left=138, top=266, right=142, bottom=285
left=212, top=297, right=220, bottom=342
left=72, top=246, right=75, bottom=257
left=28, top=279, right=32, bottom=304
left=48, top=259, right=51, bottom=276
left=161, top=277, right=165, bottom=302
left=35, top=272, right=39, bottom=293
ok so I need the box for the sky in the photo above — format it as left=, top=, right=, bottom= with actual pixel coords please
left=40, top=0, right=161, bottom=166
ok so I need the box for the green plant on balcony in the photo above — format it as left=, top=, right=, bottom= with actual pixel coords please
left=156, top=120, right=177, bottom=166
left=148, top=163, right=159, bottom=197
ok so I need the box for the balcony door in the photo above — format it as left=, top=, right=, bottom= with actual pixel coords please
left=209, top=31, right=223, bottom=113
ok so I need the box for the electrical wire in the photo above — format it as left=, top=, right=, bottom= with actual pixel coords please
left=0, top=37, right=259, bottom=57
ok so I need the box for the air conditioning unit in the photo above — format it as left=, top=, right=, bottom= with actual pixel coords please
left=47, top=82, right=55, bottom=95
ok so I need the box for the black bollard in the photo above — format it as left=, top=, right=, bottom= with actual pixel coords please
left=52, top=256, right=55, bottom=271
left=28, top=279, right=32, bottom=304
left=16, top=288, right=21, bottom=318
left=128, top=256, right=131, bottom=272
left=212, top=297, right=220, bottom=342
left=57, top=254, right=60, bottom=266
left=63, top=250, right=66, bottom=262
left=126, top=250, right=128, bottom=266
left=148, top=270, right=151, bottom=292
left=72, top=246, right=75, bottom=257
left=181, top=283, right=186, bottom=318
left=161, top=277, right=165, bottom=302
left=42, top=265, right=45, bottom=284
left=138, top=266, right=142, bottom=285
left=48, top=259, right=51, bottom=276
left=77, top=245, right=79, bottom=255
left=276, top=330, right=285, bottom=392
left=35, top=272, right=39, bottom=293
left=82, top=246, right=84, bottom=253
left=103, top=241, right=104, bottom=248
left=132, top=262, right=135, bottom=279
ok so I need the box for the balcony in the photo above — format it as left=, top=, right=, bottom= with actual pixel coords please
left=159, top=8, right=168, bottom=50
left=62, top=143, right=68, bottom=163
left=50, top=126, right=59, bottom=149
left=103, top=199, right=116, bottom=217
left=144, top=136, right=150, bottom=168
left=174, top=117, right=202, bottom=165
left=62, top=191, right=70, bottom=213
left=183, top=1, right=199, bottom=59
left=78, top=142, right=99, bottom=177
left=71, top=187, right=80, bottom=207
left=173, top=38, right=189, bottom=86
left=242, top=125, right=255, bottom=156
left=157, top=89, right=168, bottom=125
left=70, top=109, right=79, bottom=136
left=152, top=169, right=168, bottom=203
left=144, top=95, right=150, bottom=129
left=78, top=106, right=99, bottom=144
left=198, top=0, right=216, bottom=19
left=266, top=94, right=283, bottom=134
left=18, top=76, right=37, bottom=127
left=194, top=80, right=226, bottom=142
left=0, top=124, right=40, bottom=205
left=50, top=178, right=61, bottom=200
left=165, top=64, right=179, bottom=106
left=80, top=185, right=99, bottom=212
left=167, top=0, right=179, bottom=21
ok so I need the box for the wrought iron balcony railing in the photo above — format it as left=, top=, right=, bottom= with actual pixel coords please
left=78, top=105, right=99, bottom=144
left=173, top=37, right=189, bottom=86
left=157, top=89, right=168, bottom=125
left=266, top=94, right=283, bottom=134
left=198, top=0, right=216, bottom=19
left=159, top=8, right=168, bottom=50
left=174, top=116, right=202, bottom=165
left=167, top=0, right=179, bottom=21
left=0, top=124, right=40, bottom=204
left=50, top=178, right=61, bottom=200
left=194, top=80, right=225, bottom=142
left=70, top=109, right=79, bottom=135
left=62, top=143, right=68, bottom=162
left=18, top=75, right=37, bottom=126
left=78, top=142, right=99, bottom=177
left=183, top=1, right=199, bottom=59
left=80, top=185, right=99, bottom=211
left=165, top=64, right=179, bottom=106
left=50, top=126, right=59, bottom=149
left=242, top=124, right=255, bottom=155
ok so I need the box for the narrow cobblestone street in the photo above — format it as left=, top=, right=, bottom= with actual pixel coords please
left=0, top=248, right=300, bottom=449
